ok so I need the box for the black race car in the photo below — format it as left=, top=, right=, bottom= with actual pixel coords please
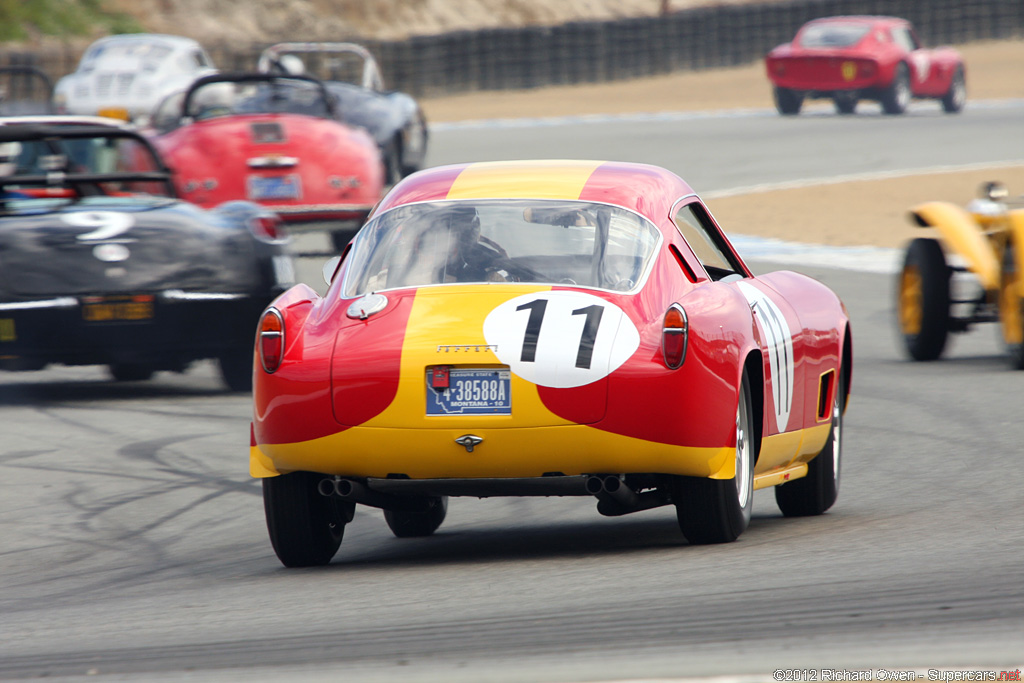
left=0, top=117, right=294, bottom=390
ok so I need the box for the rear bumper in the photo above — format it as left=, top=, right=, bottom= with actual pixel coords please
left=270, top=204, right=372, bottom=234
left=0, top=291, right=273, bottom=371
left=250, top=423, right=734, bottom=480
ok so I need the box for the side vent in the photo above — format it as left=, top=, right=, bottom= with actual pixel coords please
left=817, top=369, right=835, bottom=421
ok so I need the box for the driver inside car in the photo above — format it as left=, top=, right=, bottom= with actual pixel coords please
left=438, top=204, right=512, bottom=283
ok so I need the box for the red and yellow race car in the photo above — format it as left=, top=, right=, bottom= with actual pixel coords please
left=765, top=15, right=965, bottom=116
left=250, top=160, right=853, bottom=567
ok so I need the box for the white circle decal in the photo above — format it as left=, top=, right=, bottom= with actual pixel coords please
left=483, top=291, right=639, bottom=388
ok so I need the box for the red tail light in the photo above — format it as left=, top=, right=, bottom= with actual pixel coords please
left=662, top=304, right=688, bottom=369
left=259, top=308, right=285, bottom=373
left=249, top=213, right=285, bottom=242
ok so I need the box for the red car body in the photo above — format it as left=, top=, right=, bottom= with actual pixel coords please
left=765, top=16, right=965, bottom=115
left=250, top=160, right=852, bottom=566
left=149, top=73, right=385, bottom=249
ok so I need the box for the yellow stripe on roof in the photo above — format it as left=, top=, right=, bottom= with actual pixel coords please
left=446, top=160, right=603, bottom=200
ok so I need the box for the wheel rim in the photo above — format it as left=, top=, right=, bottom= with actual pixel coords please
left=892, top=69, right=910, bottom=111
left=735, top=388, right=751, bottom=505
left=899, top=265, right=923, bottom=335
left=951, top=76, right=966, bottom=109
left=831, top=380, right=842, bottom=483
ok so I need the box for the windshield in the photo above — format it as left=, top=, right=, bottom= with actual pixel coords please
left=80, top=42, right=173, bottom=71
left=342, top=199, right=661, bottom=296
left=187, top=79, right=330, bottom=120
left=0, top=132, right=171, bottom=199
left=798, top=23, right=871, bottom=48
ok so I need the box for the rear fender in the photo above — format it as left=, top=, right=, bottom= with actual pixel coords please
left=910, top=201, right=999, bottom=292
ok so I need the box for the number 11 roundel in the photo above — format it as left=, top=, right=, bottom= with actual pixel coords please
left=482, top=291, right=640, bottom=388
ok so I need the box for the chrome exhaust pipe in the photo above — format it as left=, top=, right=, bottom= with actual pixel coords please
left=319, top=476, right=427, bottom=512
left=588, top=474, right=671, bottom=517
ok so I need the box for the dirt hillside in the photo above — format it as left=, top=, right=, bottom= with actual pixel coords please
left=104, top=0, right=762, bottom=43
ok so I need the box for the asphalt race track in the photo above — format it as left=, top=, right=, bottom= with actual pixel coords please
left=2, top=101, right=1023, bottom=681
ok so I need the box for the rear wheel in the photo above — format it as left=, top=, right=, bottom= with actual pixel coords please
left=263, top=472, right=353, bottom=567
left=776, top=364, right=845, bottom=516
left=881, top=63, right=911, bottom=115
left=999, top=240, right=1024, bottom=369
left=382, top=138, right=402, bottom=186
left=218, top=345, right=253, bottom=392
left=941, top=66, right=966, bottom=114
left=330, top=228, right=358, bottom=253
left=384, top=496, right=448, bottom=537
left=773, top=86, right=803, bottom=115
left=833, top=92, right=858, bottom=114
left=898, top=238, right=950, bottom=361
left=673, top=372, right=754, bottom=544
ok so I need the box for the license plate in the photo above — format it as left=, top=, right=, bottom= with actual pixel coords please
left=82, top=295, right=154, bottom=322
left=427, top=368, right=511, bottom=416
left=247, top=174, right=302, bottom=201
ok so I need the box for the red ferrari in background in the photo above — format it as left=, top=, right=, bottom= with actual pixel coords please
left=765, top=15, right=965, bottom=116
left=148, top=73, right=385, bottom=250
left=250, top=160, right=852, bottom=567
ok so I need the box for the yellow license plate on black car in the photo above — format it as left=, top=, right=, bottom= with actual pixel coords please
left=82, top=295, right=155, bottom=322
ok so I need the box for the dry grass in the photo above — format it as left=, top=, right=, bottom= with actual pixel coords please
left=102, top=0, right=766, bottom=42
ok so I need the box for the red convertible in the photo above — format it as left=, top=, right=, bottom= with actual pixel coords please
left=765, top=16, right=965, bottom=115
left=148, top=73, right=385, bottom=250
left=250, top=160, right=852, bottom=567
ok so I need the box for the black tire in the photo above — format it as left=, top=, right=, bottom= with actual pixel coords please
left=881, top=63, right=911, bottom=115
left=400, top=112, right=428, bottom=176
left=108, top=363, right=154, bottom=382
left=218, top=345, right=253, bottom=392
left=999, top=240, right=1024, bottom=369
left=262, top=472, right=353, bottom=567
left=330, top=229, right=356, bottom=253
left=383, top=496, right=448, bottom=538
left=833, top=91, right=858, bottom=115
left=773, top=86, right=803, bottom=116
left=775, top=364, right=845, bottom=516
left=941, top=66, right=966, bottom=114
left=673, top=372, right=754, bottom=544
left=382, top=138, right=402, bottom=187
left=897, top=238, right=950, bottom=361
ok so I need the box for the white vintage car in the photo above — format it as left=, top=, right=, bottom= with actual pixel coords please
left=53, top=34, right=216, bottom=123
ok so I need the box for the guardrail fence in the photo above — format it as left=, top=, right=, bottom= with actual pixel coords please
left=3, top=0, right=1022, bottom=98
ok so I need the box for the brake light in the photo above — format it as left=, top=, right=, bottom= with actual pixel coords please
left=259, top=308, right=285, bottom=373
left=662, top=304, right=688, bottom=369
left=249, top=213, right=285, bottom=242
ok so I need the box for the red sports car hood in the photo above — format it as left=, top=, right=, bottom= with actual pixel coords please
left=330, top=285, right=648, bottom=429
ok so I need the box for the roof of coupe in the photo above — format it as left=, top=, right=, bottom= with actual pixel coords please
left=375, top=159, right=696, bottom=222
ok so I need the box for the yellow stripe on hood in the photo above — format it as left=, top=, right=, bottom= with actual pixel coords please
left=447, top=160, right=603, bottom=200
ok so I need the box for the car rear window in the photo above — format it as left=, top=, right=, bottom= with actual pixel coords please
left=343, top=199, right=661, bottom=296
left=798, top=23, right=871, bottom=48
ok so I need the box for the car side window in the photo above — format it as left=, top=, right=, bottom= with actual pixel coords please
left=891, top=27, right=918, bottom=52
left=672, top=201, right=745, bottom=281
left=191, top=50, right=211, bottom=69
